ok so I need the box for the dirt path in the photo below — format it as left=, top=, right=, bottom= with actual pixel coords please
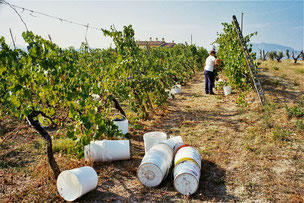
left=80, top=72, right=258, bottom=202
left=85, top=69, right=303, bottom=202
left=148, top=72, right=250, bottom=202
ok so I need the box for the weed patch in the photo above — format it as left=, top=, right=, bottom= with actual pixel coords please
left=296, top=120, right=304, bottom=130
left=271, top=127, right=291, bottom=142
left=293, top=79, right=300, bottom=86
left=285, top=95, right=304, bottom=118
left=52, top=138, right=75, bottom=153
left=295, top=67, right=304, bottom=74
left=273, top=66, right=279, bottom=71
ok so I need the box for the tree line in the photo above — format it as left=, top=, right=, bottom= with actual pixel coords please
left=259, top=49, right=304, bottom=63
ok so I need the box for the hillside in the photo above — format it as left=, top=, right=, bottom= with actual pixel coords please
left=252, top=42, right=302, bottom=55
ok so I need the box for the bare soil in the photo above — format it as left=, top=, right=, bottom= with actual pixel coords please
left=0, top=60, right=303, bottom=202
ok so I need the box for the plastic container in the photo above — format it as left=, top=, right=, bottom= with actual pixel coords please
left=143, top=132, right=167, bottom=153
left=165, top=89, right=175, bottom=99
left=91, top=94, right=101, bottom=101
left=223, top=85, right=232, bottom=96
left=173, top=84, right=181, bottom=94
left=174, top=161, right=201, bottom=195
left=174, top=145, right=201, bottom=168
left=138, top=143, right=174, bottom=187
left=160, top=136, right=184, bottom=153
left=84, top=140, right=130, bottom=162
left=113, top=114, right=128, bottom=135
left=57, top=166, right=98, bottom=201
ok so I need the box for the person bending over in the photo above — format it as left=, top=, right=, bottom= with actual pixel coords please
left=204, top=51, right=216, bottom=95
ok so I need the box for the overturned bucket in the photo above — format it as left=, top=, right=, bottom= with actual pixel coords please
left=165, top=89, right=175, bottom=99
left=161, top=135, right=184, bottom=152
left=57, top=166, right=98, bottom=201
left=143, top=131, right=167, bottom=153
left=174, top=160, right=201, bottom=195
left=84, top=140, right=130, bottom=162
left=113, top=113, right=128, bottom=135
left=138, top=143, right=174, bottom=187
left=173, top=84, right=181, bottom=94
left=174, top=145, right=201, bottom=168
left=173, top=145, right=202, bottom=195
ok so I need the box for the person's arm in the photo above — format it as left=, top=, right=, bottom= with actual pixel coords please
left=212, top=56, right=216, bottom=66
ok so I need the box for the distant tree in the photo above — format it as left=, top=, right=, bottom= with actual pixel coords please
left=286, top=50, right=290, bottom=59
left=197, top=46, right=209, bottom=65
left=267, top=51, right=276, bottom=60
left=274, top=51, right=284, bottom=62
left=292, top=50, right=303, bottom=64
left=259, top=49, right=262, bottom=60
left=262, top=50, right=267, bottom=61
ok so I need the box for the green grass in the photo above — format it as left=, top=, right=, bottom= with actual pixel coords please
left=273, top=66, right=279, bottom=71
left=296, top=120, right=304, bottom=130
left=295, top=67, right=304, bottom=74
left=271, top=127, right=291, bottom=142
left=285, top=95, right=304, bottom=118
left=294, top=80, right=300, bottom=86
left=52, top=138, right=75, bottom=153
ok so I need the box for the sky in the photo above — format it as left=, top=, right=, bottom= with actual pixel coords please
left=0, top=0, right=303, bottom=51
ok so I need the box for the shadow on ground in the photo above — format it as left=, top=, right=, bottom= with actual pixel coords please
left=194, top=160, right=238, bottom=202
left=259, top=69, right=304, bottom=103
left=76, top=190, right=125, bottom=203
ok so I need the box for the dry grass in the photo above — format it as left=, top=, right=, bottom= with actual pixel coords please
left=0, top=60, right=304, bottom=202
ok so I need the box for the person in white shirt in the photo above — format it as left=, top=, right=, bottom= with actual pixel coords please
left=204, top=51, right=216, bottom=94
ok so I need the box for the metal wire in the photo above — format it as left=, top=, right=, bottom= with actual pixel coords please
left=1, top=0, right=103, bottom=32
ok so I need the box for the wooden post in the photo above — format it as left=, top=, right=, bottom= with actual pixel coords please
left=9, top=28, right=16, bottom=49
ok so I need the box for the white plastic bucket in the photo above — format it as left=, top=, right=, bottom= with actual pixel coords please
left=160, top=136, right=184, bottom=153
left=174, top=145, right=201, bottom=168
left=138, top=143, right=174, bottom=187
left=113, top=114, right=128, bottom=135
left=84, top=140, right=130, bottom=162
left=223, top=85, right=232, bottom=96
left=174, top=161, right=201, bottom=195
left=84, top=142, right=103, bottom=162
left=57, top=166, right=98, bottom=201
left=91, top=94, right=101, bottom=101
left=173, top=84, right=181, bottom=94
left=143, top=132, right=167, bottom=153
left=165, top=89, right=175, bottom=99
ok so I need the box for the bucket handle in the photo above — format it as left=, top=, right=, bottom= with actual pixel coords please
left=113, top=113, right=127, bottom=121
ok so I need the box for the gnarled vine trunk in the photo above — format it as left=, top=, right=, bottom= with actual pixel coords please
left=27, top=110, right=60, bottom=178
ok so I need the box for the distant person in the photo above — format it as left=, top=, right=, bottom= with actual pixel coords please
left=204, top=51, right=216, bottom=95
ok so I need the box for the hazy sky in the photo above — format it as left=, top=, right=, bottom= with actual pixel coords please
left=0, top=0, right=303, bottom=51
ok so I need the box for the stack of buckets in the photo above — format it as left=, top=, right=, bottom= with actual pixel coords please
left=173, top=145, right=201, bottom=195
left=138, top=132, right=201, bottom=195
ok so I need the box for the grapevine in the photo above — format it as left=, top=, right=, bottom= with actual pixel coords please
left=214, top=21, right=257, bottom=90
left=0, top=26, right=207, bottom=177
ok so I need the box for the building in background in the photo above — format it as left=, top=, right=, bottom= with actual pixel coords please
left=136, top=37, right=176, bottom=48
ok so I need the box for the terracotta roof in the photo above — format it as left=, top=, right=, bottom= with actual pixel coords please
left=136, top=40, right=176, bottom=48
left=163, top=43, right=176, bottom=47
left=136, top=41, right=166, bottom=46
